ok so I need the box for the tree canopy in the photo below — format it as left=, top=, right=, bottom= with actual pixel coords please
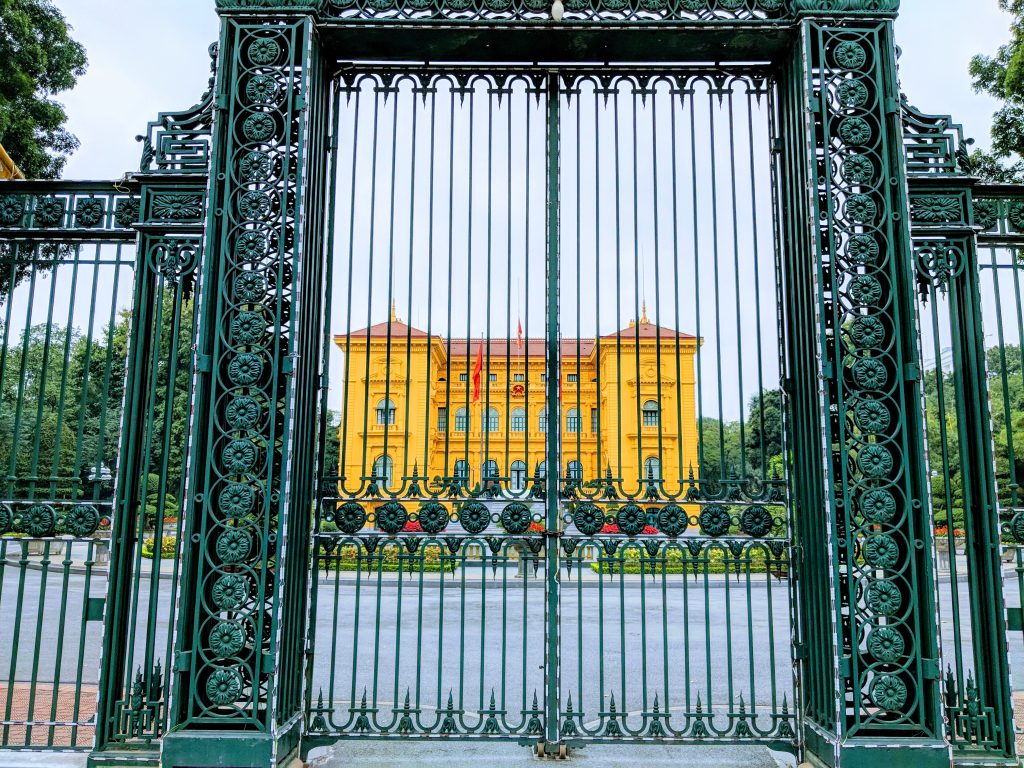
left=0, top=0, right=87, bottom=179
left=969, top=0, right=1024, bottom=181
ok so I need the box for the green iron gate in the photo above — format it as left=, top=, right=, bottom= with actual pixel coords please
left=0, top=2, right=1022, bottom=767
left=303, top=64, right=796, bottom=752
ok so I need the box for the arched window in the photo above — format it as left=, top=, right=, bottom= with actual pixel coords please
left=539, top=412, right=548, bottom=433
left=566, top=408, right=580, bottom=433
left=511, top=408, right=526, bottom=432
left=486, top=407, right=499, bottom=433
left=455, top=408, right=469, bottom=432
left=567, top=460, right=583, bottom=481
left=373, top=455, right=394, bottom=487
left=537, top=461, right=547, bottom=479
left=644, top=456, right=661, bottom=482
left=376, top=399, right=396, bottom=426
left=510, top=460, right=527, bottom=492
left=454, top=459, right=470, bottom=482
left=483, top=459, right=499, bottom=480
left=642, top=400, right=660, bottom=427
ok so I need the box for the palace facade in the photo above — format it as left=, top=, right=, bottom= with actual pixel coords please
left=335, top=306, right=700, bottom=498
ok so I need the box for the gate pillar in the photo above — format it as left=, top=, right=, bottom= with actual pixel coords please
left=778, top=7, right=948, bottom=767
left=162, top=3, right=330, bottom=766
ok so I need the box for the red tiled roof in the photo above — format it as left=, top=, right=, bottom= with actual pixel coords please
left=340, top=319, right=695, bottom=354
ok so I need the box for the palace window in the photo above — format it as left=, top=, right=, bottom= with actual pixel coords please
left=537, top=461, right=546, bottom=479
left=454, top=460, right=469, bottom=482
left=539, top=412, right=548, bottom=433
left=376, top=399, right=396, bottom=426
left=644, top=456, right=661, bottom=481
left=373, top=455, right=394, bottom=487
left=459, top=373, right=468, bottom=382
left=511, top=408, right=526, bottom=432
left=486, top=408, right=500, bottom=433
left=567, top=460, right=583, bottom=481
left=566, top=408, right=580, bottom=433
left=567, top=373, right=578, bottom=383
left=642, top=400, right=660, bottom=427
left=455, top=408, right=469, bottom=432
left=489, top=373, right=498, bottom=382
left=483, top=459, right=499, bottom=480
left=510, top=461, right=527, bottom=492
left=513, top=373, right=525, bottom=382
left=437, top=407, right=448, bottom=432
left=591, top=407, right=599, bottom=433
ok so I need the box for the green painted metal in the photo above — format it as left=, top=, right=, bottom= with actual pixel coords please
left=777, top=16, right=949, bottom=766
left=3, top=0, right=1024, bottom=766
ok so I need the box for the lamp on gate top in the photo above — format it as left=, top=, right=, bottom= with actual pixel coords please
left=551, top=0, right=564, bottom=21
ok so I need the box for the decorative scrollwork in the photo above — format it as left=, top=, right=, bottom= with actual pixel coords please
left=573, top=502, right=606, bottom=536
left=0, top=195, right=25, bottom=226
left=417, top=501, right=450, bottom=534
left=205, top=668, right=243, bottom=706
left=699, top=504, right=732, bottom=537
left=223, top=440, right=258, bottom=473
left=212, top=574, right=250, bottom=610
left=376, top=500, right=409, bottom=534
left=501, top=502, right=533, bottom=535
left=21, top=504, right=56, bottom=537
left=657, top=504, right=688, bottom=537
left=863, top=534, right=900, bottom=569
left=616, top=504, right=647, bottom=536
left=64, top=504, right=100, bottom=538
left=867, top=627, right=905, bottom=663
left=860, top=488, right=897, bottom=523
left=215, top=529, right=252, bottom=564
left=857, top=444, right=894, bottom=478
left=226, top=396, right=262, bottom=429
left=335, top=502, right=367, bottom=533
left=459, top=501, right=490, bottom=534
left=209, top=621, right=246, bottom=657
left=870, top=674, right=908, bottom=712
left=739, top=505, right=773, bottom=538
left=866, top=579, right=902, bottom=615
left=34, top=197, right=66, bottom=227
left=74, top=198, right=105, bottom=227
left=152, top=193, right=205, bottom=221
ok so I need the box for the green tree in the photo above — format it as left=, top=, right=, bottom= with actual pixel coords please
left=0, top=0, right=88, bottom=179
left=969, top=1, right=1024, bottom=182
left=744, top=388, right=784, bottom=473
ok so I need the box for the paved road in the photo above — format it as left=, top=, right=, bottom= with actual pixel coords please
left=2, top=560, right=1023, bottom=738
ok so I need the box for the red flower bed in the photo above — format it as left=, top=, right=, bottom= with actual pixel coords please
left=600, top=523, right=659, bottom=535
left=402, top=520, right=423, bottom=532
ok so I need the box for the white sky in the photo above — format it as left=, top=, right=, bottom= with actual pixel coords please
left=31, top=0, right=1020, bottom=424
left=51, top=0, right=1013, bottom=180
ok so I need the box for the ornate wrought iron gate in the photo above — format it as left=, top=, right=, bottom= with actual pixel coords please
left=0, top=2, right=1023, bottom=768
left=304, top=63, right=795, bottom=752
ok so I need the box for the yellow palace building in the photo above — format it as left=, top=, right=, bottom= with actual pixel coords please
left=335, top=305, right=700, bottom=498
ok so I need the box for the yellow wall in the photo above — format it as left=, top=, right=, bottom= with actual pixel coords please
left=0, top=145, right=24, bottom=180
left=336, top=310, right=699, bottom=500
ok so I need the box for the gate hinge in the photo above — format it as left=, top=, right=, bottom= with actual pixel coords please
left=839, top=656, right=852, bottom=679
left=1007, top=607, right=1023, bottom=631
left=196, top=354, right=212, bottom=373
left=808, top=94, right=822, bottom=114
left=282, top=354, right=298, bottom=375
left=922, top=658, right=942, bottom=680
left=793, top=643, right=808, bottom=661
left=904, top=363, right=921, bottom=382
left=174, top=651, right=192, bottom=673
left=85, top=597, right=105, bottom=622
left=215, top=93, right=229, bottom=112
left=821, top=362, right=835, bottom=380
left=885, top=97, right=902, bottom=116
left=294, top=95, right=307, bottom=112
